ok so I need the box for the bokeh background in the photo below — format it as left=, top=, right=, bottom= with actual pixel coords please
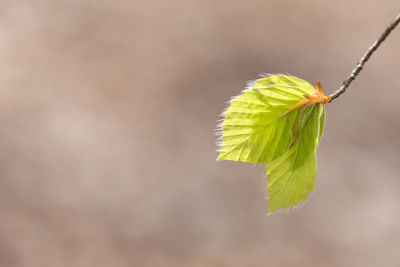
left=0, top=1, right=399, bottom=266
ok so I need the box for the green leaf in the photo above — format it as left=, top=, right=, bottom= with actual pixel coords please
left=266, top=103, right=325, bottom=214
left=217, top=75, right=316, bottom=164
left=216, top=74, right=327, bottom=214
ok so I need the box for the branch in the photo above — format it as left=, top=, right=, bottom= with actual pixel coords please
left=328, top=13, right=400, bottom=102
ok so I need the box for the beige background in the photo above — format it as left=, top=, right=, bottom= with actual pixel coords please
left=0, top=1, right=399, bottom=266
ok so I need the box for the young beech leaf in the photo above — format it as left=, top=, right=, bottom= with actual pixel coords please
left=267, top=103, right=325, bottom=214
left=216, top=74, right=328, bottom=214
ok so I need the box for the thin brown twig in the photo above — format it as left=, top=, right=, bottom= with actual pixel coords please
left=328, top=13, right=400, bottom=102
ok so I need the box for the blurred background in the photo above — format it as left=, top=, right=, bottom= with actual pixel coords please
left=0, top=0, right=399, bottom=266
